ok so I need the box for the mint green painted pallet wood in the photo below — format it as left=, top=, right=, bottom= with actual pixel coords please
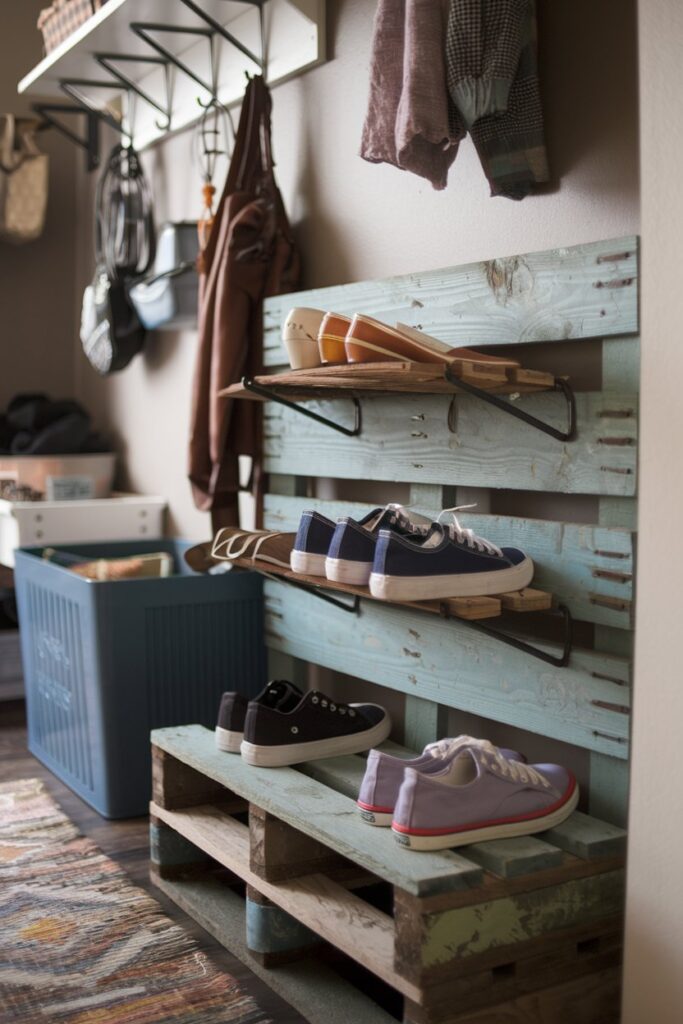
left=264, top=236, right=638, bottom=367
left=263, top=390, right=637, bottom=497
left=264, top=581, right=630, bottom=757
left=264, top=495, right=634, bottom=631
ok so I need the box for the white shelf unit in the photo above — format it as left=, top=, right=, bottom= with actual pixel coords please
left=18, top=0, right=326, bottom=152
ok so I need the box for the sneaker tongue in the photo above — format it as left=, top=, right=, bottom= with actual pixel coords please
left=265, top=680, right=301, bottom=709
left=424, top=736, right=497, bottom=758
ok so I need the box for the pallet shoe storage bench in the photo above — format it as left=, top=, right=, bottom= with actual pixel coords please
left=150, top=236, right=637, bottom=1023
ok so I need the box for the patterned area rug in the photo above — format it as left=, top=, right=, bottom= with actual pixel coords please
left=0, top=778, right=271, bottom=1024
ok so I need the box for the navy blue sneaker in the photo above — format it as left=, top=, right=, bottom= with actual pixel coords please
left=369, top=512, right=533, bottom=601
left=325, top=506, right=431, bottom=585
left=290, top=510, right=337, bottom=576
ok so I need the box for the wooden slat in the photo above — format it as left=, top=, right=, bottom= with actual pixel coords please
left=264, top=581, right=631, bottom=757
left=149, top=800, right=419, bottom=1001
left=463, top=836, right=564, bottom=878
left=499, top=588, right=553, bottom=612
left=151, top=727, right=484, bottom=896
left=396, top=870, right=624, bottom=971
left=264, top=236, right=638, bottom=367
left=151, top=874, right=399, bottom=1024
left=264, top=495, right=635, bottom=630
left=263, top=391, right=637, bottom=497
left=542, top=812, right=627, bottom=861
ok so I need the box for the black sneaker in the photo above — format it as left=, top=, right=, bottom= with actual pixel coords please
left=215, top=680, right=302, bottom=752
left=240, top=689, right=392, bottom=767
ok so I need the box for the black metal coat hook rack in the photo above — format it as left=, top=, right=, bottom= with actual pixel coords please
left=94, top=54, right=172, bottom=131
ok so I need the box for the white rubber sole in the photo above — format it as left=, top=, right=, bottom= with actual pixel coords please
left=369, top=556, right=534, bottom=601
left=325, top=557, right=372, bottom=586
left=290, top=549, right=327, bottom=577
left=393, top=784, right=579, bottom=851
left=357, top=807, right=393, bottom=827
left=240, top=705, right=392, bottom=767
left=215, top=726, right=243, bottom=753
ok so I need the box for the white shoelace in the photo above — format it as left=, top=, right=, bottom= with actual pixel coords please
left=378, top=503, right=431, bottom=535
left=437, top=506, right=503, bottom=557
left=485, top=747, right=551, bottom=789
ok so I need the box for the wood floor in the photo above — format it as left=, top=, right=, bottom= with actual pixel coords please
left=0, top=700, right=308, bottom=1024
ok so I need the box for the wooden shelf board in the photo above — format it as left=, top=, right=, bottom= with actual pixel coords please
left=228, top=555, right=553, bottom=621
left=219, top=360, right=557, bottom=400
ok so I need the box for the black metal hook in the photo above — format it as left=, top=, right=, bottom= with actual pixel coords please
left=94, top=54, right=172, bottom=132
left=441, top=601, right=573, bottom=667
left=32, top=102, right=100, bottom=171
left=444, top=366, right=577, bottom=443
left=241, top=377, right=363, bottom=437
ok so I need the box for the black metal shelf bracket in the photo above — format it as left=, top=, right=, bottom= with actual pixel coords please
left=59, top=78, right=128, bottom=136
left=241, top=377, right=362, bottom=437
left=444, top=366, right=577, bottom=443
left=130, top=23, right=216, bottom=103
left=179, top=0, right=264, bottom=70
left=441, top=602, right=574, bottom=668
left=259, top=571, right=360, bottom=614
left=33, top=102, right=100, bottom=171
left=95, top=53, right=172, bottom=131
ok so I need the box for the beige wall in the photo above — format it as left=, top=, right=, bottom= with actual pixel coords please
left=75, top=0, right=639, bottom=539
left=0, top=1, right=78, bottom=409
left=622, top=1, right=683, bottom=1019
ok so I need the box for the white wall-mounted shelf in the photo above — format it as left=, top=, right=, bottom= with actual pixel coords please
left=18, top=0, right=326, bottom=152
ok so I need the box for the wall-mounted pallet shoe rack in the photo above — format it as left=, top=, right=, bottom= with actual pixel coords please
left=152, top=236, right=638, bottom=1022
left=18, top=0, right=326, bottom=165
left=151, top=726, right=627, bottom=1024
left=221, top=359, right=577, bottom=442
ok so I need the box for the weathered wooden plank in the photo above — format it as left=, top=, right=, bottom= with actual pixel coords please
left=150, top=799, right=417, bottom=1000
left=542, top=811, right=627, bottom=861
left=397, top=870, right=624, bottom=971
left=264, top=390, right=637, bottom=498
left=151, top=727, right=484, bottom=896
left=245, top=888, right=319, bottom=961
left=264, top=236, right=638, bottom=367
left=463, top=837, right=564, bottom=879
left=403, top=965, right=622, bottom=1024
left=152, top=874, right=398, bottom=1024
left=264, top=581, right=631, bottom=757
left=264, top=495, right=634, bottom=630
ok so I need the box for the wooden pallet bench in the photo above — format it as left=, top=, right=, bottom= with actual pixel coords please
left=150, top=725, right=626, bottom=1024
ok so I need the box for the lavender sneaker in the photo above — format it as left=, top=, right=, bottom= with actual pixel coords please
left=392, top=742, right=578, bottom=850
left=357, top=737, right=524, bottom=826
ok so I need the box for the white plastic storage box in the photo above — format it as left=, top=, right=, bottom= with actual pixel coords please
left=0, top=493, right=166, bottom=567
left=14, top=540, right=267, bottom=818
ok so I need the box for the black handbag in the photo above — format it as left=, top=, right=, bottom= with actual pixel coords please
left=80, top=143, right=156, bottom=375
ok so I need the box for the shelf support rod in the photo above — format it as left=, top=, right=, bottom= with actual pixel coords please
left=258, top=571, right=360, bottom=614
left=441, top=602, right=574, bottom=668
left=444, top=368, right=578, bottom=443
left=241, top=377, right=362, bottom=437
left=32, top=102, right=100, bottom=171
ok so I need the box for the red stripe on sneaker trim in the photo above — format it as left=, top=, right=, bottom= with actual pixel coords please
left=391, top=774, right=577, bottom=837
left=357, top=799, right=394, bottom=814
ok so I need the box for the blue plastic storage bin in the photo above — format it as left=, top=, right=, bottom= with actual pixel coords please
left=14, top=540, right=266, bottom=818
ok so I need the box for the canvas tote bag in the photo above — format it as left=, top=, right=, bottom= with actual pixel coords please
left=0, top=116, right=49, bottom=244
